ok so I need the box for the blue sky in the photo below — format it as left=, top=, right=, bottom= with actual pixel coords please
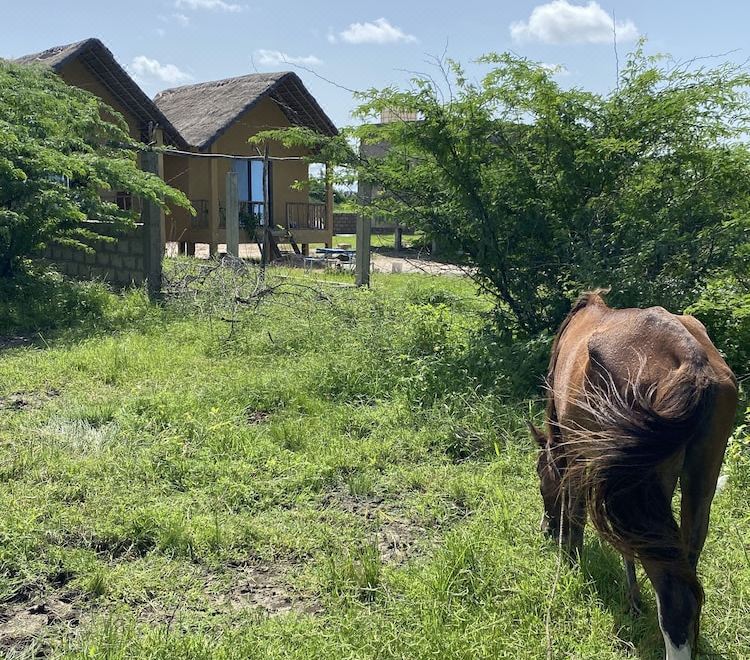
left=3, top=0, right=750, bottom=127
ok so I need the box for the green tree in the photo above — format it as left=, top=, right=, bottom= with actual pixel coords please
left=260, top=46, right=750, bottom=336
left=0, top=61, right=191, bottom=277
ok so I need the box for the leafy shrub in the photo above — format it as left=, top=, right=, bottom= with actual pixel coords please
left=686, top=275, right=750, bottom=378
left=0, top=60, right=190, bottom=276
left=0, top=268, right=160, bottom=337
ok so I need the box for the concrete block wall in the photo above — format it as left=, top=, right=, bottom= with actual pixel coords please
left=333, top=212, right=358, bottom=234
left=44, top=221, right=146, bottom=286
left=333, top=213, right=414, bottom=235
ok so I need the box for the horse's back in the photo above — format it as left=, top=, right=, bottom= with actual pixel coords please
left=552, top=296, right=736, bottom=430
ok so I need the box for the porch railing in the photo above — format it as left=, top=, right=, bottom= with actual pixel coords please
left=220, top=202, right=266, bottom=229
left=190, top=199, right=209, bottom=228
left=285, top=202, right=327, bottom=231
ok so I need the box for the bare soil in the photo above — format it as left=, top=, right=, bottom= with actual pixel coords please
left=0, top=596, right=79, bottom=656
left=0, top=388, right=59, bottom=411
left=323, top=489, right=428, bottom=565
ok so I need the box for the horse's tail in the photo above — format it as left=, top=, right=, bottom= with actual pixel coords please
left=563, top=354, right=715, bottom=605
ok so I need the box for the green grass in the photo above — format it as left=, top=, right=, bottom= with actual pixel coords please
left=315, top=233, right=425, bottom=251
left=340, top=233, right=425, bottom=250
left=0, top=263, right=748, bottom=659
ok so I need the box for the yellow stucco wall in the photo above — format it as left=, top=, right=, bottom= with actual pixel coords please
left=58, top=59, right=140, bottom=140
left=213, top=97, right=310, bottom=221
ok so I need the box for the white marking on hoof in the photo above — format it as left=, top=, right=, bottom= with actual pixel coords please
left=715, top=473, right=729, bottom=495
left=664, top=638, right=691, bottom=660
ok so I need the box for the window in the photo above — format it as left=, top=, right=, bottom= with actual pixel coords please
left=115, top=192, right=133, bottom=211
left=233, top=159, right=272, bottom=225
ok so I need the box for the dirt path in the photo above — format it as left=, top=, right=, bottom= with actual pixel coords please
left=165, top=242, right=467, bottom=277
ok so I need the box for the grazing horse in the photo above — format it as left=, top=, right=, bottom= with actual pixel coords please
left=530, top=291, right=737, bottom=660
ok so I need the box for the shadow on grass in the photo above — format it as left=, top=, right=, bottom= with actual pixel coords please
left=580, top=540, right=724, bottom=659
left=0, top=267, right=160, bottom=347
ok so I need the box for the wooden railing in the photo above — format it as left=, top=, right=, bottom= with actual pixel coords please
left=190, top=199, right=209, bottom=228
left=285, top=202, right=327, bottom=230
left=218, top=201, right=266, bottom=229
left=190, top=200, right=323, bottom=232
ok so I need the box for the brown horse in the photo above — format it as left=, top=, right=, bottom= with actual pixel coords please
left=530, top=291, right=737, bottom=660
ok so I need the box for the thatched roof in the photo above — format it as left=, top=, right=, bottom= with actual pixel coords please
left=16, top=38, right=188, bottom=149
left=154, top=71, right=338, bottom=150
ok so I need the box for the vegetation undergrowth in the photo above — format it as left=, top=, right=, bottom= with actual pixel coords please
left=0, top=262, right=747, bottom=659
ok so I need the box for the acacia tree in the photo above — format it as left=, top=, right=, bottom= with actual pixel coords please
left=260, top=45, right=750, bottom=336
left=0, top=61, right=191, bottom=277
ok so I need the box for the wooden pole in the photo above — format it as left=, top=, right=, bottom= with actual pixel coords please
left=140, top=150, right=165, bottom=300
left=225, top=171, right=239, bottom=257
left=261, top=143, right=270, bottom=270
left=325, top=162, right=335, bottom=248
left=395, top=223, right=403, bottom=252
left=355, top=214, right=371, bottom=287
left=209, top=152, right=220, bottom=257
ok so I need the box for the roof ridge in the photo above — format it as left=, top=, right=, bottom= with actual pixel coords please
left=156, top=70, right=291, bottom=99
left=15, top=37, right=188, bottom=149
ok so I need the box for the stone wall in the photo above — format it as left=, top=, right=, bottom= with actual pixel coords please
left=332, top=212, right=358, bottom=234
left=44, top=221, right=147, bottom=287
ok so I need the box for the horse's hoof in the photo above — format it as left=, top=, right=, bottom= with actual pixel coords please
left=628, top=595, right=642, bottom=617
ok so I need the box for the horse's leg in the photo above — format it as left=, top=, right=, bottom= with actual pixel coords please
left=622, top=555, right=641, bottom=615
left=680, top=389, right=735, bottom=570
left=641, top=460, right=697, bottom=659
left=564, top=491, right=586, bottom=560
left=641, top=558, right=700, bottom=660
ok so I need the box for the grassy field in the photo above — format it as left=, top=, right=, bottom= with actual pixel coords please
left=0, top=264, right=748, bottom=659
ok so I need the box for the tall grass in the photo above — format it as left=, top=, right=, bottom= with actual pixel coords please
left=0, top=262, right=746, bottom=659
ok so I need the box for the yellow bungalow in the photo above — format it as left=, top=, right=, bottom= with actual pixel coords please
left=154, top=71, right=338, bottom=256
left=16, top=38, right=338, bottom=258
left=14, top=38, right=187, bottom=210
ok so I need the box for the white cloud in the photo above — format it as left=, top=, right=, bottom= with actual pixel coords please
left=155, top=27, right=166, bottom=38
left=338, top=18, right=417, bottom=45
left=510, top=1, right=638, bottom=45
left=129, top=56, right=192, bottom=85
left=255, top=49, right=322, bottom=67
left=174, top=0, right=243, bottom=13
left=173, top=13, right=190, bottom=26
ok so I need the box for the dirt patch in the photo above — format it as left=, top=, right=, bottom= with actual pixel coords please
left=376, top=516, right=427, bottom=564
left=323, top=489, right=428, bottom=565
left=245, top=409, right=271, bottom=425
left=0, top=596, right=79, bottom=655
left=221, top=559, right=321, bottom=617
left=0, top=388, right=60, bottom=411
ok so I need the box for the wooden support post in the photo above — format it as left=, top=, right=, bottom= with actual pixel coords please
left=225, top=171, right=239, bottom=257
left=355, top=214, right=371, bottom=287
left=395, top=224, right=403, bottom=252
left=140, top=150, right=165, bottom=300
left=209, top=154, right=220, bottom=258
left=261, top=145, right=271, bottom=270
left=325, top=162, right=335, bottom=248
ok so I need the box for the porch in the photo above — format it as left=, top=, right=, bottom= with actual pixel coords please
left=163, top=150, right=335, bottom=257
left=167, top=199, right=333, bottom=255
